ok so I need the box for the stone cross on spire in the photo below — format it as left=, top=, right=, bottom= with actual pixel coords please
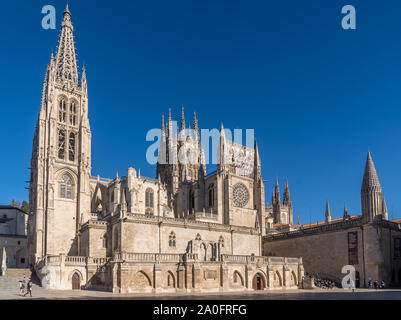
left=55, top=4, right=79, bottom=87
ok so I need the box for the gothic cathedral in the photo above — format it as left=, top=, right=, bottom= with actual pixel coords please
left=28, top=6, right=302, bottom=293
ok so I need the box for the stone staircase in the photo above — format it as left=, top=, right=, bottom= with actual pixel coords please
left=0, top=268, right=44, bottom=297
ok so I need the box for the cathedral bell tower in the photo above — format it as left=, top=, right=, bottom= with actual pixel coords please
left=28, top=5, right=92, bottom=262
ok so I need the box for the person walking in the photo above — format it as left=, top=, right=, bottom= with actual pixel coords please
left=19, top=281, right=25, bottom=296
left=24, top=281, right=32, bottom=297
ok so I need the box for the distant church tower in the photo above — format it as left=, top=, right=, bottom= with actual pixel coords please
left=28, top=6, right=92, bottom=263
left=361, top=152, right=386, bottom=223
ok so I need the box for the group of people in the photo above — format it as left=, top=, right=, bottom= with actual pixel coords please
left=304, top=272, right=338, bottom=289
left=367, top=279, right=385, bottom=289
left=313, top=278, right=336, bottom=289
left=19, top=274, right=33, bottom=297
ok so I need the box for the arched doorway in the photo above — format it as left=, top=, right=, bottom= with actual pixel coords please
left=72, top=272, right=81, bottom=290
left=252, top=273, right=265, bottom=290
left=355, top=271, right=360, bottom=288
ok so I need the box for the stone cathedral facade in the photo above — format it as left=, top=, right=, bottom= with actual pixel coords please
left=28, top=6, right=303, bottom=293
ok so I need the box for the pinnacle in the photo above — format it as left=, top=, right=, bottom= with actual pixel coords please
left=362, top=151, right=381, bottom=190
left=325, top=199, right=331, bottom=217
left=64, top=3, right=71, bottom=15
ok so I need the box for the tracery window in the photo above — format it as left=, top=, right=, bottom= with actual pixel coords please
left=145, top=188, right=154, bottom=208
left=59, top=99, right=66, bottom=123
left=58, top=130, right=66, bottom=160
left=232, top=183, right=249, bottom=208
left=68, top=132, right=76, bottom=161
left=60, top=175, right=72, bottom=199
left=69, top=102, right=77, bottom=126
left=169, top=232, right=176, bottom=247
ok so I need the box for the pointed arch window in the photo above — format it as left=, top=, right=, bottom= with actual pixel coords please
left=219, top=236, right=224, bottom=248
left=169, top=232, right=176, bottom=247
left=189, top=190, right=195, bottom=213
left=59, top=99, right=66, bottom=123
left=113, top=228, right=119, bottom=251
left=145, top=188, right=154, bottom=209
left=102, top=234, right=107, bottom=249
left=60, top=175, right=72, bottom=199
left=69, top=102, right=77, bottom=126
left=58, top=129, right=66, bottom=160
left=208, top=184, right=215, bottom=207
left=68, top=132, right=76, bottom=161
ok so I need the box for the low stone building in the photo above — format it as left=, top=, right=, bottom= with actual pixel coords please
left=263, top=153, right=401, bottom=287
left=0, top=205, right=28, bottom=269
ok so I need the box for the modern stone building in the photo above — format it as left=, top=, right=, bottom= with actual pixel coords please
left=264, top=152, right=401, bottom=288
left=27, top=6, right=302, bottom=293
left=0, top=205, right=28, bottom=269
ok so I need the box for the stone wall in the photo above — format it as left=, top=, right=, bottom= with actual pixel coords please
left=111, top=215, right=261, bottom=256
left=263, top=219, right=401, bottom=287
left=34, top=253, right=303, bottom=293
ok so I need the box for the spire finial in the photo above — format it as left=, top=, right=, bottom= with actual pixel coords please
left=64, top=3, right=71, bottom=15
left=343, top=203, right=348, bottom=219
left=161, top=114, right=165, bottom=132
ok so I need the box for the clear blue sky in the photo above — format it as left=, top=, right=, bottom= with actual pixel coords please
left=1, top=0, right=401, bottom=223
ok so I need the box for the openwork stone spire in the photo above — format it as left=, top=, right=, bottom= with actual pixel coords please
left=55, top=5, right=79, bottom=87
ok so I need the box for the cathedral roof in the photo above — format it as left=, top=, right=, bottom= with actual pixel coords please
left=300, top=215, right=361, bottom=228
left=361, top=152, right=381, bottom=191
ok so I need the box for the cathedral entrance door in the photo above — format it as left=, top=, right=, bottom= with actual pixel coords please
left=252, top=273, right=265, bottom=290
left=72, top=272, right=80, bottom=290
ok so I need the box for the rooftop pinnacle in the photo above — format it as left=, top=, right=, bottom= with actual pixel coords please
left=361, top=152, right=381, bottom=191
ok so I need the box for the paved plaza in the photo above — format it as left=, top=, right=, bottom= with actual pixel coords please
left=1, top=287, right=401, bottom=300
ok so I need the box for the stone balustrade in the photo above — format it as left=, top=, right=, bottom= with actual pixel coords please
left=65, top=256, right=87, bottom=266
left=221, top=254, right=302, bottom=266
